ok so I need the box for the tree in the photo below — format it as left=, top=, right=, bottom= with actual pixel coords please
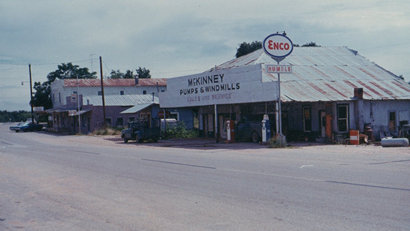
left=32, top=81, right=52, bottom=109
left=110, top=70, right=125, bottom=79
left=109, top=69, right=135, bottom=79
left=301, top=42, right=320, bottom=47
left=46, top=62, right=96, bottom=83
left=124, top=70, right=134, bottom=79
left=32, top=62, right=97, bottom=109
left=136, top=67, right=151, bottom=78
left=235, top=41, right=262, bottom=58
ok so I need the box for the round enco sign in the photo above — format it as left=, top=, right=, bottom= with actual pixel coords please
left=263, top=33, right=293, bottom=60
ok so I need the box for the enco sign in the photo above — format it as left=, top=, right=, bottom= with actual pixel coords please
left=263, top=33, right=293, bottom=60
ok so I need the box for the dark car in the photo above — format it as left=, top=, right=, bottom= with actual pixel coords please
left=235, top=120, right=262, bottom=143
left=9, top=122, right=43, bottom=132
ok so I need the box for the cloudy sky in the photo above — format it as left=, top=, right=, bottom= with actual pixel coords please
left=1, top=0, right=409, bottom=111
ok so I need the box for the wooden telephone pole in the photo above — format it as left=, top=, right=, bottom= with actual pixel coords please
left=99, top=56, right=106, bottom=127
left=28, top=64, right=34, bottom=123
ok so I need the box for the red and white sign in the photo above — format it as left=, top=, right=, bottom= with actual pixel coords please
left=263, top=34, right=293, bottom=59
left=266, top=65, right=292, bottom=73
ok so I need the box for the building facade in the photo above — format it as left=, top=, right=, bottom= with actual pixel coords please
left=160, top=47, right=410, bottom=142
left=48, top=78, right=166, bottom=133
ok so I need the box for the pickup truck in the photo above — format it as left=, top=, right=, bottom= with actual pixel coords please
left=121, top=120, right=160, bottom=143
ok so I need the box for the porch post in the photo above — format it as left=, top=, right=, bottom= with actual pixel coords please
left=214, top=104, right=219, bottom=143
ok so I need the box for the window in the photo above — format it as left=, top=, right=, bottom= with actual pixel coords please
left=120, top=90, right=124, bottom=95
left=389, top=111, right=396, bottom=132
left=73, top=91, right=77, bottom=94
left=116, top=117, right=124, bottom=127
left=170, top=112, right=180, bottom=121
left=105, top=118, right=112, bottom=126
left=143, top=90, right=147, bottom=95
left=337, top=104, right=349, bottom=132
left=98, top=91, right=102, bottom=96
left=128, top=117, right=135, bottom=122
left=303, top=106, right=312, bottom=132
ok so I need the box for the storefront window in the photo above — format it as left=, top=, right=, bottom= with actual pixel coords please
left=337, top=104, right=349, bottom=132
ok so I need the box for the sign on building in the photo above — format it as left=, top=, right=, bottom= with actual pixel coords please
left=266, top=65, right=292, bottom=73
left=159, top=64, right=278, bottom=108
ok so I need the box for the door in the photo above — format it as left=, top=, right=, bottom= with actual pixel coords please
left=319, top=110, right=326, bottom=137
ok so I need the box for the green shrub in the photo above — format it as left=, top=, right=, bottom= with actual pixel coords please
left=165, top=122, right=198, bottom=139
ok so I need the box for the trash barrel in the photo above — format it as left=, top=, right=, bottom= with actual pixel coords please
left=349, top=130, right=359, bottom=145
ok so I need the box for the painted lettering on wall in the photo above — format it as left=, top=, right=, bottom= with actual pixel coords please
left=179, top=73, right=240, bottom=96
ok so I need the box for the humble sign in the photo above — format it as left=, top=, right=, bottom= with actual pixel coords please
left=266, top=65, right=292, bottom=73
left=263, top=33, right=293, bottom=62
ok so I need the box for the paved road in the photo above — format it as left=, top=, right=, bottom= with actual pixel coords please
left=0, top=123, right=409, bottom=230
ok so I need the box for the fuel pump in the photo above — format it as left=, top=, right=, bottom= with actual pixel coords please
left=262, top=114, right=271, bottom=143
left=226, top=120, right=235, bottom=143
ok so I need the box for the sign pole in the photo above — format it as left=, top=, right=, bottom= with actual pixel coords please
left=277, top=61, right=282, bottom=137
left=263, top=32, right=293, bottom=146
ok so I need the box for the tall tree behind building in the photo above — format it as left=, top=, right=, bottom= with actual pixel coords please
left=32, top=63, right=97, bottom=109
left=235, top=41, right=262, bottom=58
left=136, top=67, right=151, bottom=78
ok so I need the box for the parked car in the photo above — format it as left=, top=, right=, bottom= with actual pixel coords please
left=121, top=119, right=160, bottom=143
left=235, top=120, right=262, bottom=143
left=9, top=122, right=43, bottom=132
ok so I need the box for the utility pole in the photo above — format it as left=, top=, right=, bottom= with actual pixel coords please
left=99, top=56, right=106, bottom=127
left=28, top=64, right=34, bottom=123
left=76, top=75, right=81, bottom=134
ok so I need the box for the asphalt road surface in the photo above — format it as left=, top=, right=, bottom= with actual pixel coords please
left=1, top=123, right=409, bottom=230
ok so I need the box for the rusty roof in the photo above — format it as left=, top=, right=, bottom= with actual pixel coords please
left=63, top=78, right=167, bottom=87
left=213, top=47, right=410, bottom=102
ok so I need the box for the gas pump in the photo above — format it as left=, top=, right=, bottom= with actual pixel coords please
left=262, top=114, right=271, bottom=143
left=226, top=120, right=235, bottom=143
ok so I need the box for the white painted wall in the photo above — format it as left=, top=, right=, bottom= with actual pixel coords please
left=51, top=80, right=165, bottom=108
left=160, top=64, right=278, bottom=108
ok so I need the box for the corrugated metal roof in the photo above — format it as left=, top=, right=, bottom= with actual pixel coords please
left=120, top=103, right=154, bottom=114
left=213, top=47, right=410, bottom=102
left=84, top=94, right=159, bottom=106
left=64, top=78, right=167, bottom=87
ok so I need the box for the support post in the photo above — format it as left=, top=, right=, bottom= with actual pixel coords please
left=99, top=56, right=106, bottom=127
left=214, top=104, right=219, bottom=143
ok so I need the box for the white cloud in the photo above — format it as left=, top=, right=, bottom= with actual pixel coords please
left=1, top=0, right=409, bottom=110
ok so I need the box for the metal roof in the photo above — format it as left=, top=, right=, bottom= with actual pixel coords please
left=213, top=47, right=410, bottom=102
left=63, top=78, right=167, bottom=87
left=120, top=103, right=155, bottom=114
left=84, top=94, right=159, bottom=106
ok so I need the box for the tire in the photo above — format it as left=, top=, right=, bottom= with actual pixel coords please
left=251, top=131, right=260, bottom=143
left=123, top=138, right=128, bottom=143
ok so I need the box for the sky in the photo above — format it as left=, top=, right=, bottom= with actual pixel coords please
left=1, top=0, right=409, bottom=111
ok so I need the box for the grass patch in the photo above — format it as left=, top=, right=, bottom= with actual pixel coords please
left=92, top=127, right=121, bottom=136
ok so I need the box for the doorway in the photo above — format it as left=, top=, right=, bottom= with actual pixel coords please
left=319, top=110, right=326, bottom=137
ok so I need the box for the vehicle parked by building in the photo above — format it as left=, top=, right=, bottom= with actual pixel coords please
left=9, top=122, right=43, bottom=132
left=121, top=119, right=160, bottom=143
left=235, top=120, right=262, bottom=143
